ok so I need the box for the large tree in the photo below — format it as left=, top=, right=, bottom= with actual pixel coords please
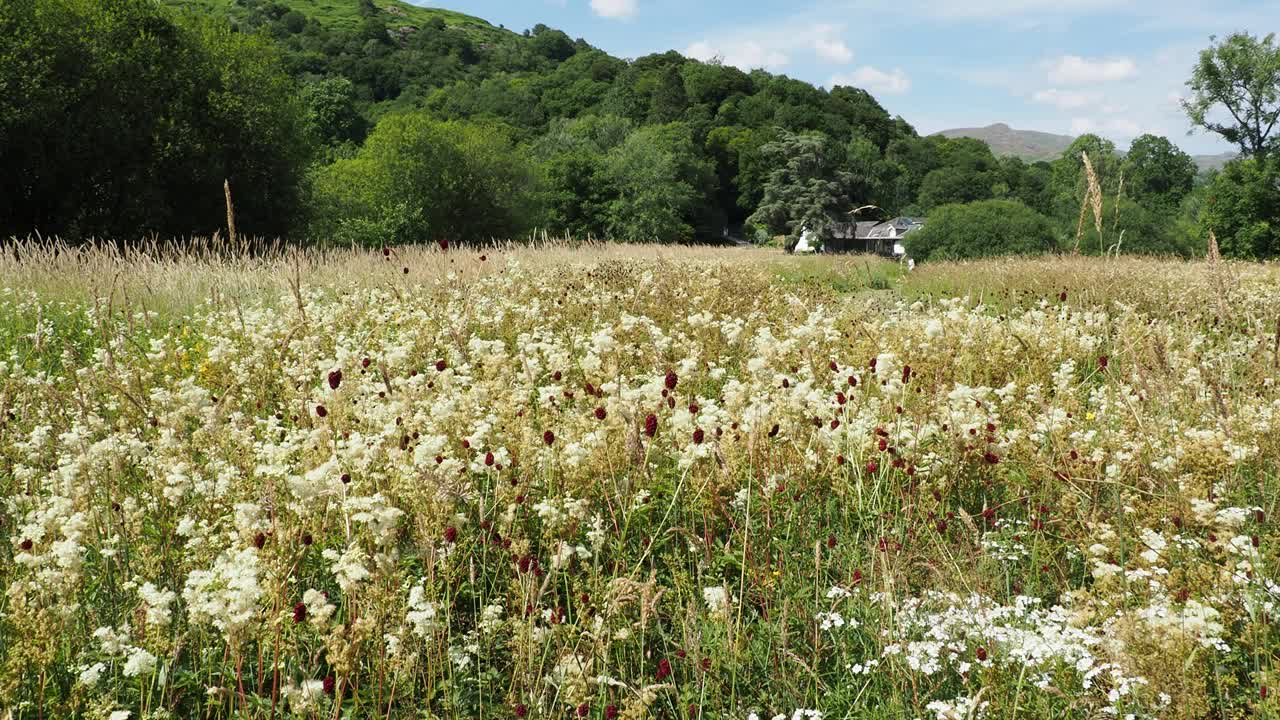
left=747, top=129, right=852, bottom=250
left=1183, top=32, right=1280, bottom=164
left=1122, top=134, right=1197, bottom=209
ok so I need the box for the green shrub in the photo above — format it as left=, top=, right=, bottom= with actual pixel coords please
left=907, top=199, right=1060, bottom=261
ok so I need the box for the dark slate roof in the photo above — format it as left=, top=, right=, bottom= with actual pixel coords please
left=854, top=221, right=881, bottom=238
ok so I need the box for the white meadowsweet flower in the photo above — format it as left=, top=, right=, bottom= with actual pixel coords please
left=122, top=647, right=157, bottom=677
left=139, top=582, right=176, bottom=627
left=78, top=662, right=106, bottom=686
left=183, top=547, right=263, bottom=637
left=703, top=585, right=730, bottom=614
left=323, top=545, right=371, bottom=593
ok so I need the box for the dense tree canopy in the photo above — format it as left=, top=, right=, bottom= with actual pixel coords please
left=1199, top=159, right=1280, bottom=259
left=307, top=114, right=541, bottom=245
left=0, top=0, right=311, bottom=240
left=2, top=0, right=1277, bottom=260
left=1123, top=134, right=1197, bottom=210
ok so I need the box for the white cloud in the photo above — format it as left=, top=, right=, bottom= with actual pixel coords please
left=589, top=0, right=637, bottom=20
left=1032, top=88, right=1103, bottom=110
left=813, top=37, right=853, bottom=63
left=1046, top=55, right=1138, bottom=85
left=831, top=66, right=912, bottom=95
left=684, top=22, right=853, bottom=72
left=1069, top=116, right=1145, bottom=139
left=685, top=40, right=789, bottom=71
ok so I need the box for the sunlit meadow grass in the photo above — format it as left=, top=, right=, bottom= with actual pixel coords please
left=1, top=239, right=1278, bottom=720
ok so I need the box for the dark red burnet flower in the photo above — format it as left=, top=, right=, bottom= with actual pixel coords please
left=438, top=238, right=449, bottom=252
left=323, top=675, right=336, bottom=696
left=692, top=428, right=705, bottom=444
left=315, top=404, right=328, bottom=418
left=577, top=703, right=590, bottom=717
left=644, top=413, right=658, bottom=437
left=444, top=526, right=458, bottom=543
left=605, top=706, right=619, bottom=719
left=254, top=532, right=267, bottom=549
left=688, top=703, right=699, bottom=717
left=655, top=658, right=672, bottom=681
left=485, top=451, right=495, bottom=466
left=975, top=646, right=988, bottom=662
left=518, top=555, right=533, bottom=573
left=866, top=461, right=879, bottom=474
left=543, top=430, right=555, bottom=446
left=768, top=423, right=780, bottom=438
left=827, top=534, right=837, bottom=549
left=328, top=369, right=343, bottom=390
left=435, top=359, right=447, bottom=372
left=514, top=703, right=528, bottom=718
left=984, top=451, right=1000, bottom=465
left=301, top=532, right=313, bottom=546
left=1098, top=355, right=1109, bottom=370
left=665, top=371, right=679, bottom=390
left=595, top=406, right=607, bottom=420
left=293, top=602, right=307, bottom=623
left=19, top=538, right=33, bottom=551
left=341, top=473, right=351, bottom=484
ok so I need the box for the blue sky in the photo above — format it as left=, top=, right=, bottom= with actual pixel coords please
left=412, top=0, right=1279, bottom=154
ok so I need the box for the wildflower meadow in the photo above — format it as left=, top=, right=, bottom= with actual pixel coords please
left=0, top=241, right=1277, bottom=720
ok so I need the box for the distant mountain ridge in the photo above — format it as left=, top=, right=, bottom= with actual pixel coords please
left=935, top=123, right=1074, bottom=162
left=935, top=123, right=1236, bottom=172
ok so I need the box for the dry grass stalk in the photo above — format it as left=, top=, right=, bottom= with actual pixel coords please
left=1072, top=198, right=1090, bottom=255
left=1073, top=151, right=1105, bottom=254
left=1112, top=170, right=1124, bottom=231
left=224, top=179, right=237, bottom=246
left=1082, top=152, right=1104, bottom=241
left=1205, top=230, right=1230, bottom=323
